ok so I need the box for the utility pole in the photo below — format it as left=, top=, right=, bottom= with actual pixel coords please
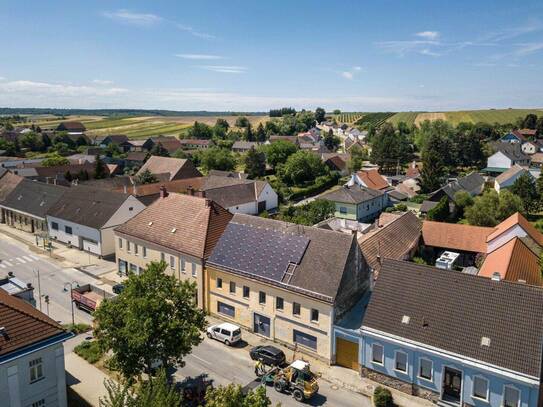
left=33, top=269, right=42, bottom=312
left=63, top=282, right=77, bottom=326
left=44, top=295, right=50, bottom=316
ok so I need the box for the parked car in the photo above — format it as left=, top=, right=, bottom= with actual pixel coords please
left=112, top=283, right=125, bottom=294
left=250, top=345, right=286, bottom=366
left=206, top=323, right=242, bottom=346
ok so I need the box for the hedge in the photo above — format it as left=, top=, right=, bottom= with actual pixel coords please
left=287, top=172, right=341, bottom=202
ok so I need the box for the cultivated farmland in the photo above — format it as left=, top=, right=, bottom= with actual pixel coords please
left=354, top=112, right=395, bottom=127
left=386, top=112, right=421, bottom=126
left=333, top=113, right=364, bottom=124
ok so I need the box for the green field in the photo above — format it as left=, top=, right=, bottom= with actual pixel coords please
left=354, top=112, right=395, bottom=127
left=444, top=109, right=543, bottom=126
left=332, top=113, right=363, bottom=124
left=386, top=112, right=421, bottom=126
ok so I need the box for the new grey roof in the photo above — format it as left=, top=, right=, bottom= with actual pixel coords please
left=208, top=214, right=356, bottom=302
left=430, top=172, right=485, bottom=201
left=363, top=259, right=543, bottom=378
left=2, top=179, right=66, bottom=219
left=320, top=185, right=384, bottom=205
left=493, top=142, right=529, bottom=162
left=47, top=186, right=130, bottom=229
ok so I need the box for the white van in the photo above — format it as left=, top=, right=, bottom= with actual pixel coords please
left=206, top=323, right=242, bottom=346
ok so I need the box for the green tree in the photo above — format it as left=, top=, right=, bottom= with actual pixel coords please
left=99, top=369, right=181, bottom=407
left=187, top=121, right=213, bottom=139
left=215, top=118, right=230, bottom=131
left=427, top=196, right=450, bottom=221
left=279, top=199, right=334, bottom=225
left=323, top=129, right=340, bottom=152
left=465, top=190, right=524, bottom=226
left=171, top=148, right=188, bottom=159
left=255, top=123, right=266, bottom=142
left=315, top=107, right=326, bottom=124
left=420, top=134, right=446, bottom=193
left=205, top=384, right=272, bottom=407
left=523, top=113, right=538, bottom=130
left=235, top=116, right=250, bottom=128
left=536, top=116, right=543, bottom=137
left=511, top=173, right=537, bottom=211
left=134, top=169, right=158, bottom=185
left=200, top=147, right=237, bottom=172
left=453, top=190, right=474, bottom=219
left=333, top=109, right=341, bottom=115
left=496, top=190, right=524, bottom=220
left=94, top=261, right=206, bottom=380
left=348, top=145, right=369, bottom=172
left=41, top=154, right=70, bottom=167
left=244, top=147, right=266, bottom=178
left=20, top=132, right=44, bottom=152
left=64, top=170, right=73, bottom=182
left=278, top=150, right=328, bottom=186
left=370, top=123, right=412, bottom=174
left=148, top=142, right=170, bottom=157
left=262, top=140, right=298, bottom=170
left=244, top=123, right=255, bottom=141
left=94, top=155, right=108, bottom=179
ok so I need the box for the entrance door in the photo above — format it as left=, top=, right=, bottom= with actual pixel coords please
left=257, top=200, right=266, bottom=213
left=253, top=313, right=271, bottom=337
left=336, top=337, right=359, bottom=370
left=442, top=367, right=462, bottom=403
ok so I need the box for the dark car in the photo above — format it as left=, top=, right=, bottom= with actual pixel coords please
left=112, top=283, right=125, bottom=294
left=249, top=345, right=286, bottom=366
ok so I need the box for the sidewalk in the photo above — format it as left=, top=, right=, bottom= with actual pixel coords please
left=0, top=224, right=116, bottom=277
left=207, top=314, right=433, bottom=407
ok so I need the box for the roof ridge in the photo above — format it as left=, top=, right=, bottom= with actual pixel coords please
left=0, top=292, right=63, bottom=331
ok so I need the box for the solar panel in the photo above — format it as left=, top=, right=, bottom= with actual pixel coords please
left=209, top=222, right=310, bottom=283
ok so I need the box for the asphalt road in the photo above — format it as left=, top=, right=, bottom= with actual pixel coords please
left=0, top=235, right=96, bottom=325
left=176, top=337, right=372, bottom=407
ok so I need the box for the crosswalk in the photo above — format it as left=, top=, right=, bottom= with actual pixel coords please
left=0, top=254, right=40, bottom=269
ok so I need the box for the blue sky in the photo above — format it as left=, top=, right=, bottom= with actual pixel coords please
left=1, top=0, right=542, bottom=111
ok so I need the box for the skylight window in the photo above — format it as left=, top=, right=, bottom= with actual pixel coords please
left=148, top=221, right=153, bottom=226
left=401, top=315, right=410, bottom=324
left=171, top=228, right=177, bottom=233
left=481, top=337, right=491, bottom=347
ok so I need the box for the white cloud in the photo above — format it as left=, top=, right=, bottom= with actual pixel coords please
left=175, top=54, right=223, bottom=60
left=201, top=65, right=247, bottom=74
left=92, top=79, right=114, bottom=85
left=341, top=71, right=354, bottom=80
left=0, top=80, right=127, bottom=98
left=340, top=66, right=363, bottom=80
left=0, top=76, right=5, bottom=81
left=416, top=31, right=440, bottom=40
left=419, top=49, right=441, bottom=57
left=103, top=9, right=162, bottom=26
left=176, top=24, right=216, bottom=40
left=376, top=40, right=440, bottom=57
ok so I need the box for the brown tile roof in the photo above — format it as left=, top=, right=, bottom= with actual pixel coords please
left=126, top=151, right=148, bottom=161
left=0, top=169, right=23, bottom=203
left=136, top=156, right=202, bottom=181
left=517, top=128, right=537, bottom=137
left=531, top=152, right=543, bottom=164
left=113, top=177, right=205, bottom=197
left=115, top=193, right=232, bottom=259
left=358, top=212, right=421, bottom=277
left=487, top=212, right=543, bottom=246
left=0, top=289, right=67, bottom=357
left=363, top=259, right=543, bottom=377
left=150, top=137, right=182, bottom=153
left=179, top=139, right=213, bottom=146
left=56, top=121, right=86, bottom=132
left=356, top=169, right=389, bottom=190
left=422, top=221, right=494, bottom=253
left=479, top=237, right=543, bottom=286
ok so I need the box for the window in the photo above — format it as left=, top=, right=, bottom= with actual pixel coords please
left=293, top=302, right=301, bottom=316
left=503, top=385, right=520, bottom=407
left=372, top=343, right=384, bottom=365
left=170, top=255, right=175, bottom=269
left=127, top=241, right=131, bottom=253
left=134, top=244, right=138, bottom=255
left=419, top=358, right=433, bottom=381
left=217, top=301, right=235, bottom=318
left=340, top=206, right=347, bottom=214
left=229, top=281, right=236, bottom=294
left=473, top=376, right=489, bottom=401
left=142, top=246, right=147, bottom=258
left=217, top=278, right=223, bottom=289
left=129, top=263, right=138, bottom=274
left=311, top=308, right=319, bottom=322
left=65, top=225, right=72, bottom=235
left=160, top=252, right=165, bottom=262
left=395, top=351, right=408, bottom=373
left=259, top=291, right=266, bottom=304
left=191, top=263, right=196, bottom=277
left=31, top=400, right=45, bottom=407
left=293, top=329, right=317, bottom=350
left=52, top=222, right=59, bottom=231
left=29, top=357, right=43, bottom=383
left=276, top=296, right=284, bottom=310
left=181, top=258, right=186, bottom=272
left=118, top=237, right=123, bottom=248
left=243, top=286, right=250, bottom=298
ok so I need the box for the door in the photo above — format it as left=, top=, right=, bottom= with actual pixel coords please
left=442, top=367, right=462, bottom=403
left=253, top=313, right=271, bottom=337
left=336, top=337, right=359, bottom=370
left=257, top=200, right=266, bottom=213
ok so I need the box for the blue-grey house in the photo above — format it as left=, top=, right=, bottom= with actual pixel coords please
left=500, top=130, right=528, bottom=144
left=332, top=259, right=543, bottom=407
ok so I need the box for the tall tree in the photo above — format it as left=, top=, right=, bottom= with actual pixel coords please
left=255, top=123, right=266, bottom=142
left=315, top=107, right=326, bottom=124
left=523, top=113, right=538, bottom=130
left=370, top=123, right=412, bottom=174
left=94, top=261, right=206, bottom=380
left=420, top=133, right=446, bottom=192
left=235, top=116, right=250, bottom=128
left=148, top=142, right=170, bottom=157
left=134, top=169, right=158, bottom=185
left=511, top=173, right=537, bottom=211
left=244, top=147, right=266, bottom=178
left=536, top=116, right=543, bottom=137
left=244, top=123, right=255, bottom=141
left=323, top=129, right=340, bottom=152
left=347, top=145, right=369, bottom=173
left=262, top=140, right=298, bottom=170
left=278, top=150, right=328, bottom=186
left=427, top=196, right=450, bottom=221
left=94, top=154, right=108, bottom=179
left=188, top=121, right=213, bottom=139
left=200, top=147, right=237, bottom=172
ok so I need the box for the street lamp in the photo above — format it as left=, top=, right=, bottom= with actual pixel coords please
left=63, top=282, right=79, bottom=326
left=32, top=269, right=42, bottom=312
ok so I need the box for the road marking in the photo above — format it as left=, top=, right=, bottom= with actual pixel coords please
left=190, top=354, right=211, bottom=365
left=23, top=256, right=33, bottom=262
left=30, top=255, right=40, bottom=260
left=16, top=257, right=26, bottom=264
left=0, top=264, right=6, bottom=268
left=4, top=261, right=13, bottom=267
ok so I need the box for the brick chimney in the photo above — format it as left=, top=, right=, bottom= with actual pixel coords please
left=187, top=186, right=194, bottom=196
left=160, top=185, right=168, bottom=198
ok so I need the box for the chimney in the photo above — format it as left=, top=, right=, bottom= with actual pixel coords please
left=205, top=199, right=211, bottom=207
left=123, top=185, right=127, bottom=194
left=160, top=185, right=168, bottom=198
left=187, top=186, right=194, bottom=196
left=197, top=190, right=206, bottom=198
left=491, top=272, right=501, bottom=281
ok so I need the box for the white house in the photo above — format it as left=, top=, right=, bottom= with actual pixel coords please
left=494, top=165, right=533, bottom=192
left=487, top=144, right=530, bottom=171
left=0, top=289, right=72, bottom=407
left=46, top=186, right=146, bottom=257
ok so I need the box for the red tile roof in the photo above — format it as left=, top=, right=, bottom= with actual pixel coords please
left=486, top=212, right=543, bottom=246
left=356, top=169, right=389, bottom=190
left=422, top=221, right=494, bottom=253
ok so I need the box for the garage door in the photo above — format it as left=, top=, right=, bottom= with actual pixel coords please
left=217, top=301, right=235, bottom=318
left=336, top=337, right=359, bottom=370
left=293, top=330, right=317, bottom=350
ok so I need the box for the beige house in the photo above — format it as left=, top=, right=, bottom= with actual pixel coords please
left=114, top=190, right=232, bottom=307
left=205, top=214, right=369, bottom=362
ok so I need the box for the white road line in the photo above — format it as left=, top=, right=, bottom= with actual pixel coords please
left=190, top=354, right=211, bottom=365
left=16, top=257, right=26, bottom=264
left=30, top=255, right=40, bottom=260
left=23, top=256, right=33, bottom=262
left=0, top=264, right=6, bottom=268
left=4, top=261, right=13, bottom=267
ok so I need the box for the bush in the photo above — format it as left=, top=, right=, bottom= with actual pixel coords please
left=63, top=323, right=91, bottom=334
left=409, top=194, right=427, bottom=204
left=374, top=386, right=393, bottom=407
left=74, top=340, right=104, bottom=364
left=287, top=172, right=340, bottom=201
left=394, top=203, right=408, bottom=212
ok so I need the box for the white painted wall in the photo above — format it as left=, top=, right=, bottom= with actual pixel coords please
left=257, top=183, right=278, bottom=211
left=494, top=170, right=532, bottom=193
left=47, top=215, right=102, bottom=255
left=487, top=151, right=512, bottom=169
left=227, top=201, right=258, bottom=215
left=103, top=196, right=145, bottom=229
left=522, top=143, right=536, bottom=155
left=487, top=224, right=529, bottom=253
left=0, top=343, right=67, bottom=407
